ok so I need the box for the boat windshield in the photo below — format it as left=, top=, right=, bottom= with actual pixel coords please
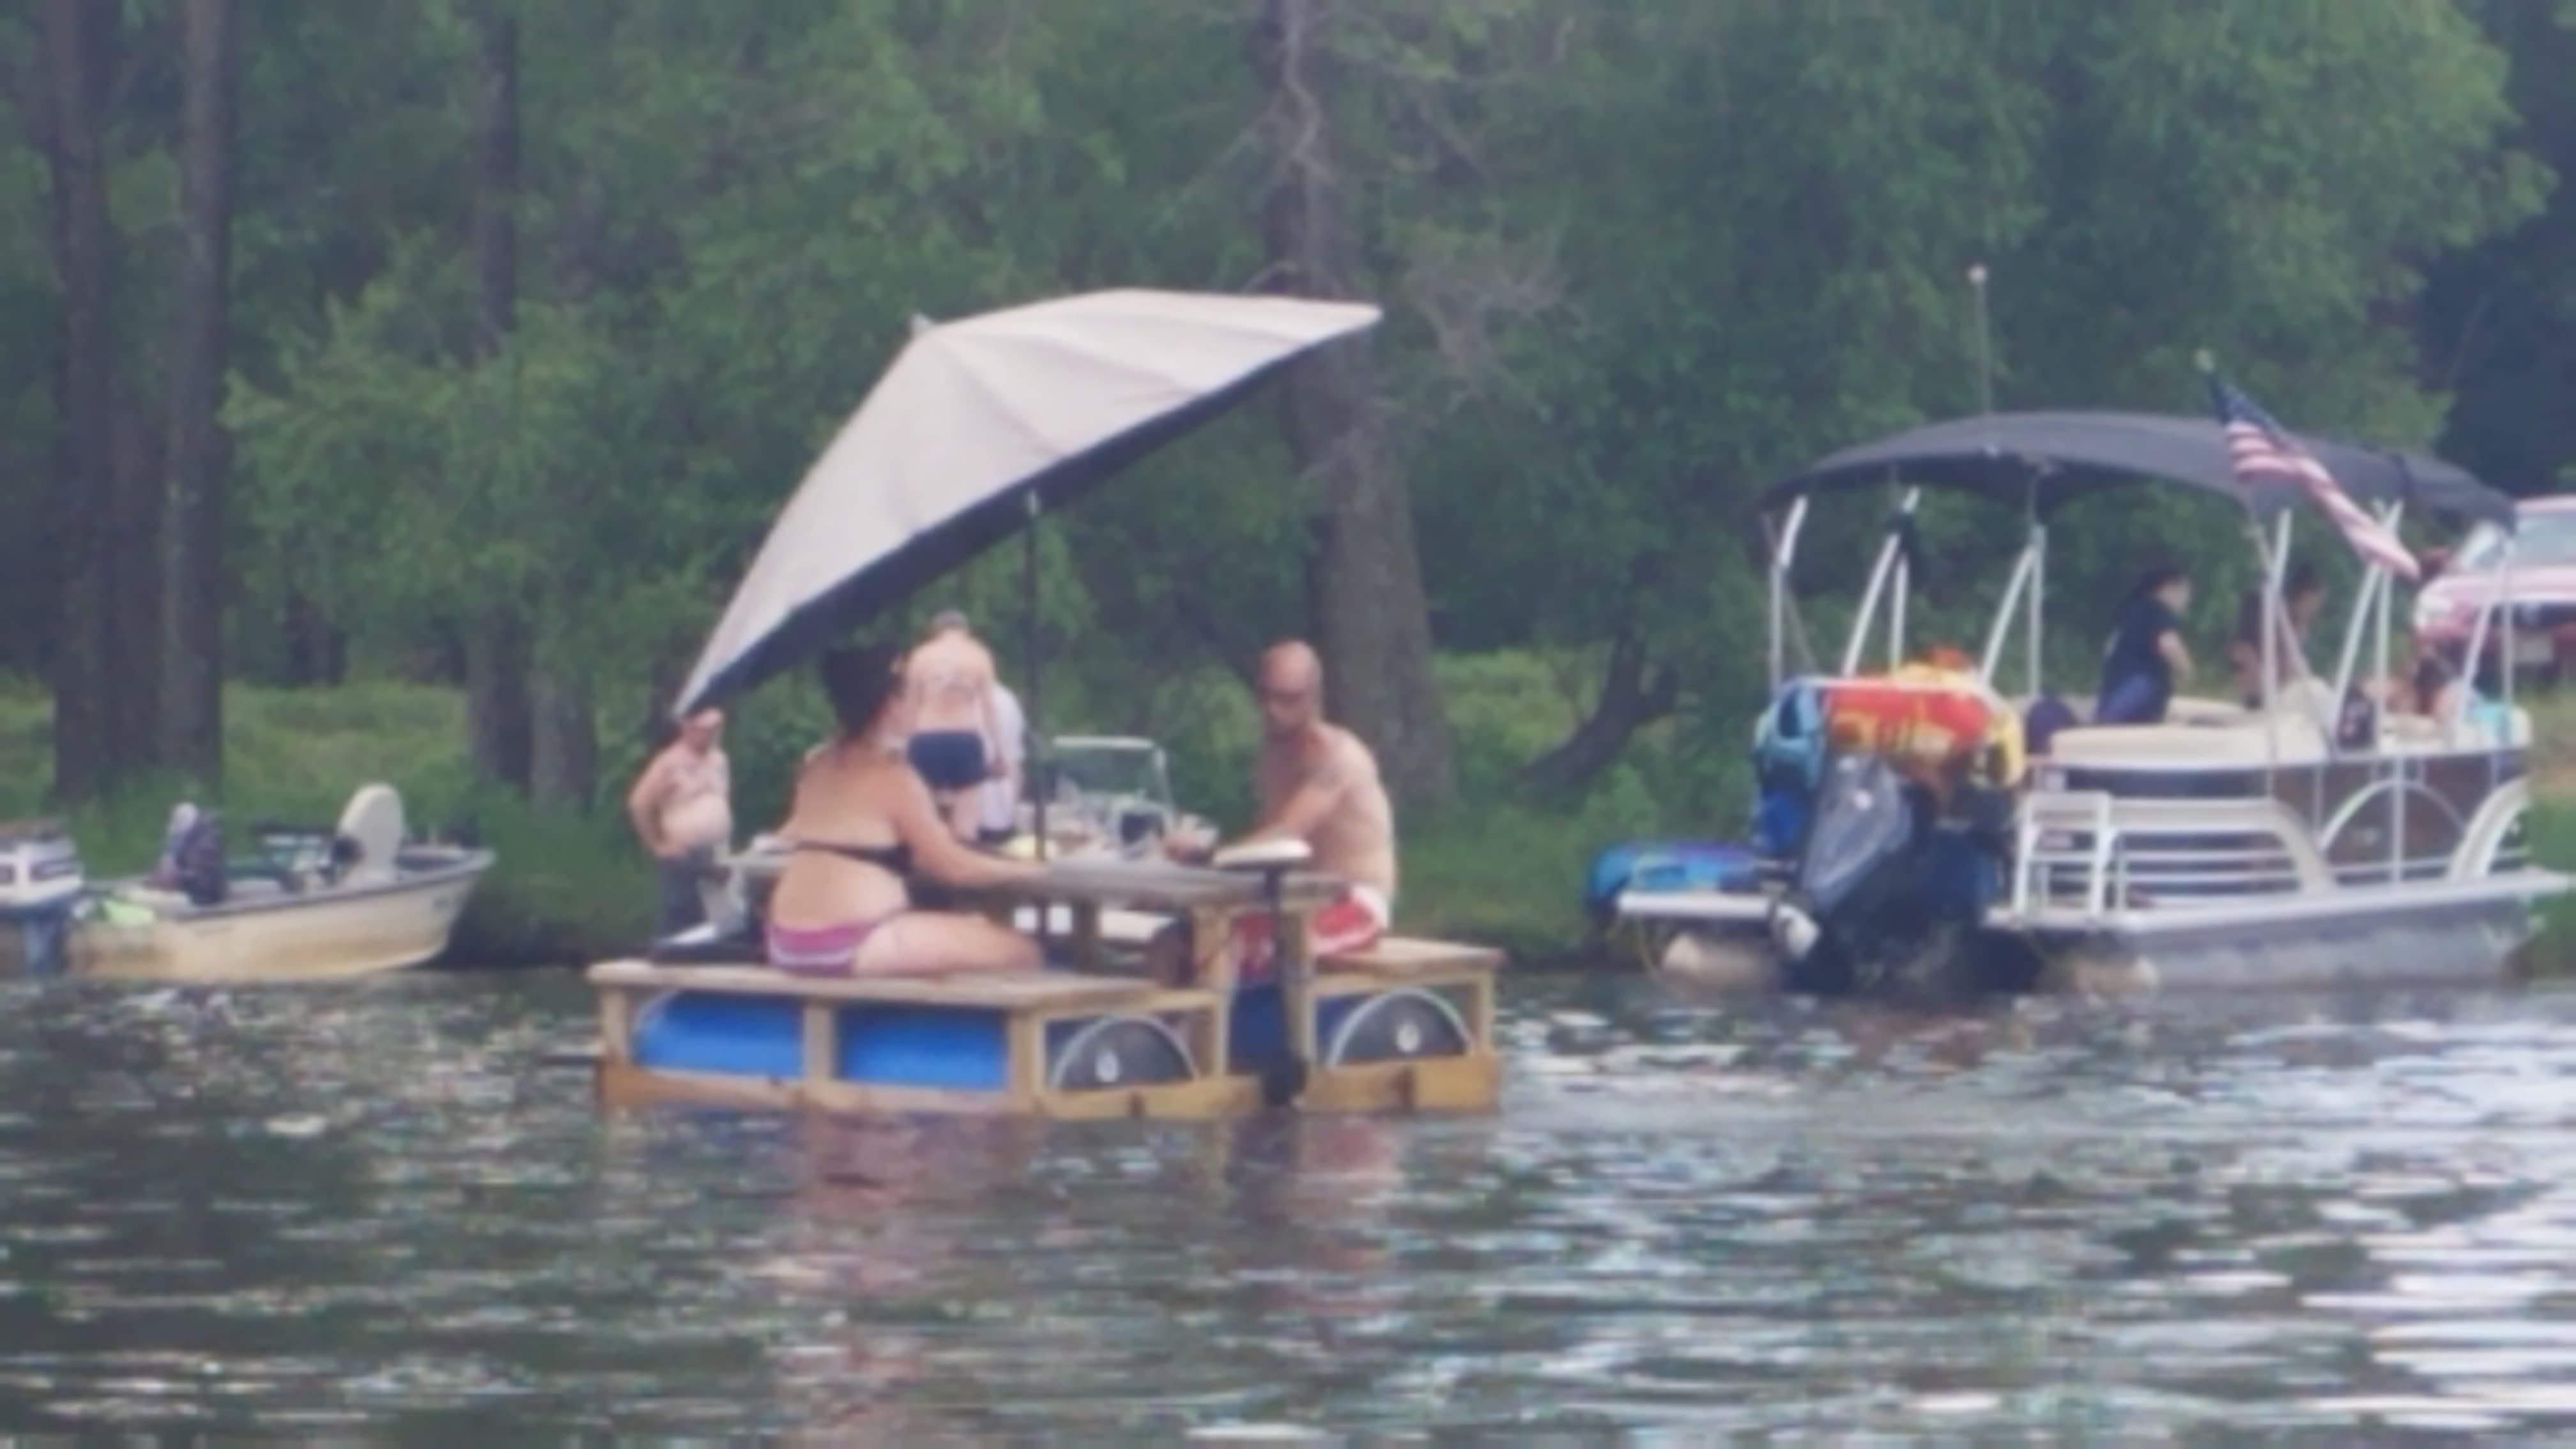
left=1049, top=743, right=1170, bottom=806
left=2455, top=509, right=2576, bottom=571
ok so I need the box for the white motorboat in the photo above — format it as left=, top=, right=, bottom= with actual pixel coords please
left=55, top=784, right=494, bottom=983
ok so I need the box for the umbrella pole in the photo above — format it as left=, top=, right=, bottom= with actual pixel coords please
left=1024, top=493, right=1046, bottom=868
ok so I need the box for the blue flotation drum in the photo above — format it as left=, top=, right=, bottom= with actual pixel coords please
left=631, top=991, right=1196, bottom=1092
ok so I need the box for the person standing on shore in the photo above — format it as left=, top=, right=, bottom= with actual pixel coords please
left=627, top=706, right=735, bottom=936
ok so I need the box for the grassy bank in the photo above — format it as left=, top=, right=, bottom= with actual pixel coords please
left=0, top=660, right=1729, bottom=967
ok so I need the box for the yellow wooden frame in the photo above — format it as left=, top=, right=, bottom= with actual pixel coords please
left=586, top=931, right=1506, bottom=1122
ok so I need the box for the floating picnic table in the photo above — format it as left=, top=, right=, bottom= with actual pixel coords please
left=585, top=855, right=1503, bottom=1121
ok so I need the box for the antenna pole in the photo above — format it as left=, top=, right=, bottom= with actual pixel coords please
left=1970, top=261, right=1995, bottom=418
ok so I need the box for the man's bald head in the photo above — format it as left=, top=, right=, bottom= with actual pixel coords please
left=1257, top=639, right=1325, bottom=738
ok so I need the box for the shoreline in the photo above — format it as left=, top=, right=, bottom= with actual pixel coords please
left=6, top=677, right=2572, bottom=978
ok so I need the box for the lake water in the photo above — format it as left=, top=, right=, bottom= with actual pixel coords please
left=0, top=969, right=2570, bottom=1438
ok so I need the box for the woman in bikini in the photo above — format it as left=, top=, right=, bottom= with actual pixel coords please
left=765, top=642, right=1043, bottom=977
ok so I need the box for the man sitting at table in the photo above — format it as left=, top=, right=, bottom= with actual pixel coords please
left=1162, top=640, right=1396, bottom=981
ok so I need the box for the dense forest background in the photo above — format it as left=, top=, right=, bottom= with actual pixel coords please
left=3, top=0, right=2572, bottom=859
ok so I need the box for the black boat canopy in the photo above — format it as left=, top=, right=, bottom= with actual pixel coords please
left=1759, top=411, right=2514, bottom=528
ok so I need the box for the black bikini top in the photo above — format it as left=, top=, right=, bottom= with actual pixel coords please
left=789, top=838, right=913, bottom=874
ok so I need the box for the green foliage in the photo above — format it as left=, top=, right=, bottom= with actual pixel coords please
left=10, top=0, right=2574, bottom=953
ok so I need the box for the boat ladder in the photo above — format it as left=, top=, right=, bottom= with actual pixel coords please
left=2012, top=790, right=2120, bottom=920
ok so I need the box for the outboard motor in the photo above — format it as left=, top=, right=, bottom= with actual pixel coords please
left=1768, top=752, right=1931, bottom=994
left=0, top=820, right=88, bottom=977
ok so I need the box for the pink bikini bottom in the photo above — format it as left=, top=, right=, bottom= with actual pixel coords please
left=765, top=917, right=890, bottom=976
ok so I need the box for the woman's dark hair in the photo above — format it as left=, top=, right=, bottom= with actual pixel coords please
left=2412, top=650, right=2453, bottom=707
left=2285, top=561, right=2321, bottom=600
left=817, top=642, right=904, bottom=737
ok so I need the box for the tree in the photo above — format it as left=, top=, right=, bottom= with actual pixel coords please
left=38, top=0, right=116, bottom=801
left=461, top=1, right=533, bottom=795
left=158, top=0, right=241, bottom=786
left=1252, top=0, right=1457, bottom=808
left=2423, top=0, right=2576, bottom=493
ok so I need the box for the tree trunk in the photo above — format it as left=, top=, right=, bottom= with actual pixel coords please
left=1250, top=0, right=1457, bottom=808
left=282, top=589, right=346, bottom=686
left=462, top=4, right=531, bottom=792
left=38, top=0, right=114, bottom=802
left=470, top=6, right=518, bottom=356
left=157, top=0, right=240, bottom=787
left=463, top=615, right=532, bottom=792
left=1522, top=632, right=1680, bottom=795
left=530, top=659, right=596, bottom=810
left=111, top=400, right=163, bottom=771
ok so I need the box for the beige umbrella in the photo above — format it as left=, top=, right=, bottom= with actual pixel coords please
left=675, top=288, right=1383, bottom=716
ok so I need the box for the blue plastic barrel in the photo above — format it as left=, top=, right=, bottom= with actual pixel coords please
left=1229, top=982, right=1376, bottom=1073
left=635, top=990, right=1070, bottom=1091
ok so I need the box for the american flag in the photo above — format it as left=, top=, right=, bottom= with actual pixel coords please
left=2208, top=372, right=2419, bottom=581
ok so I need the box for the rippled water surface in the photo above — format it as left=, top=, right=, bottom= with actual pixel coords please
left=0, top=970, right=2571, bottom=1438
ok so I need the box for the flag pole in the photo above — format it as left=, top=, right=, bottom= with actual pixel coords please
left=2202, top=351, right=2284, bottom=790
left=1970, top=262, right=1995, bottom=418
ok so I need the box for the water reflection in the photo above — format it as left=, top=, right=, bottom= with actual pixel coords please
left=0, top=971, right=2566, bottom=1435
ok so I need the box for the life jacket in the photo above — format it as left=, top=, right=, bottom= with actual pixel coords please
left=1817, top=664, right=2027, bottom=795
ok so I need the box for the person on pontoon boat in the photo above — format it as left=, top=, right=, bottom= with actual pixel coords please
left=763, top=643, right=1042, bottom=977
left=2227, top=562, right=2325, bottom=709
left=1160, top=640, right=1397, bottom=980
left=627, top=705, right=735, bottom=937
left=2095, top=562, right=2196, bottom=725
left=901, top=610, right=1011, bottom=842
left=2399, top=648, right=2512, bottom=744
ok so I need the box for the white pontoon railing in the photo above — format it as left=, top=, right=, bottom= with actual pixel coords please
left=2009, top=792, right=2334, bottom=922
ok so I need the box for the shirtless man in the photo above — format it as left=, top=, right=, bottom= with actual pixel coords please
left=627, top=706, right=734, bottom=936
left=1167, top=641, right=1396, bottom=978
left=901, top=610, right=1006, bottom=840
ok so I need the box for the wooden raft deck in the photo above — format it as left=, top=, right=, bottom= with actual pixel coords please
left=585, top=933, right=1504, bottom=1122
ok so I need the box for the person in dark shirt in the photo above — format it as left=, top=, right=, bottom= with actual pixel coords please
left=2096, top=562, right=2195, bottom=724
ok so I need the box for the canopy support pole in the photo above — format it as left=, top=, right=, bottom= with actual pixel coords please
left=1841, top=484, right=1920, bottom=677
left=1888, top=551, right=1908, bottom=671
left=2029, top=522, right=2046, bottom=701
left=2377, top=515, right=2396, bottom=883
left=1765, top=498, right=1809, bottom=691
left=1977, top=535, right=2037, bottom=687
left=2501, top=532, right=2517, bottom=780
left=2252, top=510, right=2286, bottom=797
left=2329, top=503, right=2398, bottom=738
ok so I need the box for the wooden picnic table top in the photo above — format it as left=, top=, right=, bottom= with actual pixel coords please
left=722, top=842, right=1342, bottom=912
left=998, top=857, right=1344, bottom=910
left=588, top=959, right=1186, bottom=1009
